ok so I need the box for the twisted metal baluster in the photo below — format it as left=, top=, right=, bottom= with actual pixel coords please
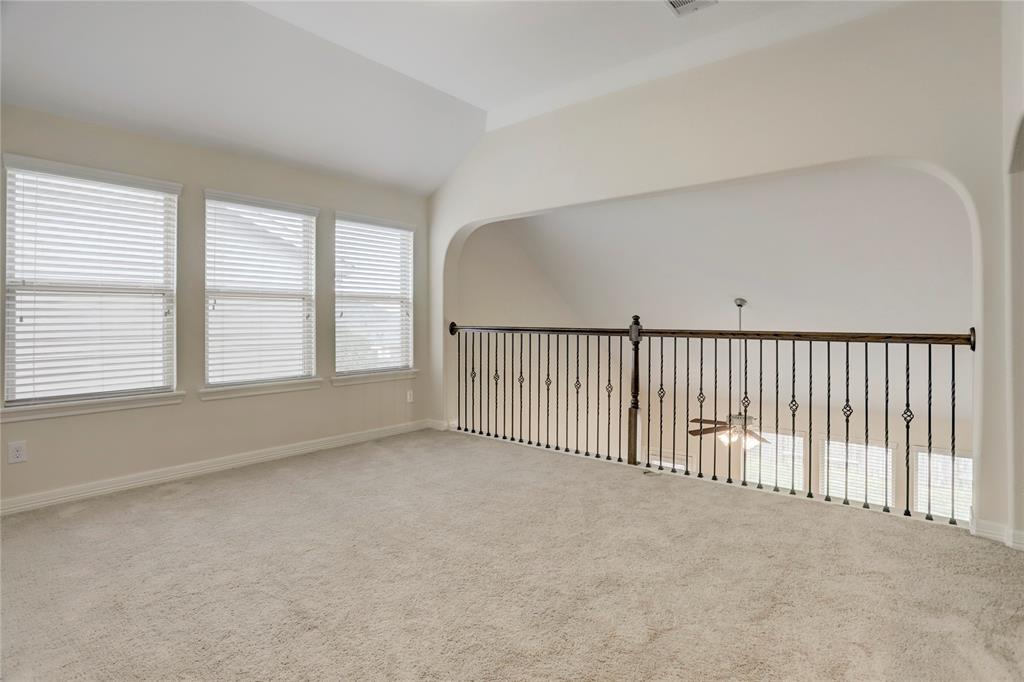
left=903, top=344, right=913, bottom=516
left=503, top=334, right=509, bottom=440
left=606, top=335, right=613, bottom=461
left=658, top=337, right=665, bottom=471
left=537, top=334, right=542, bottom=447
left=457, top=331, right=462, bottom=431
left=672, top=337, right=678, bottom=473
left=697, top=338, right=705, bottom=478
left=493, top=334, right=500, bottom=438
left=585, top=336, right=591, bottom=456
left=527, top=334, right=533, bottom=446
left=684, top=338, right=691, bottom=475
left=712, top=338, right=718, bottom=481
left=789, top=340, right=798, bottom=495
left=485, top=334, right=491, bottom=437
left=863, top=343, right=870, bottom=508
left=470, top=333, right=477, bottom=434
left=565, top=334, right=572, bottom=453
left=843, top=342, right=851, bottom=505
left=554, top=335, right=560, bottom=450
left=545, top=335, right=551, bottom=448
left=926, top=344, right=933, bottom=521
left=727, top=338, right=733, bottom=483
left=806, top=342, right=813, bottom=498
left=949, top=345, right=957, bottom=525
left=825, top=342, right=832, bottom=501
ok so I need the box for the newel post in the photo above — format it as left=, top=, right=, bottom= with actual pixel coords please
left=627, top=315, right=642, bottom=465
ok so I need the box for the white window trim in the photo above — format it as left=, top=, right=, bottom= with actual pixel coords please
left=3, top=154, right=182, bottom=195
left=204, top=189, right=319, bottom=218
left=331, top=368, right=418, bottom=387
left=1, top=391, right=186, bottom=423
left=198, top=377, right=323, bottom=401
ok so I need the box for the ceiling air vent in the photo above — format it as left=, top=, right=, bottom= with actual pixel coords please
left=666, top=0, right=718, bottom=17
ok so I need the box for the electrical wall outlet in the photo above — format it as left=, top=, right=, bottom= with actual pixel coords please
left=7, top=441, right=28, bottom=464
left=406, top=390, right=414, bottom=403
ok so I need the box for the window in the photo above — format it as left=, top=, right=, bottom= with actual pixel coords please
left=915, top=450, right=972, bottom=521
left=820, top=440, right=892, bottom=507
left=745, top=432, right=805, bottom=491
left=335, top=219, right=413, bottom=375
left=4, top=156, right=179, bottom=405
left=205, top=193, right=316, bottom=386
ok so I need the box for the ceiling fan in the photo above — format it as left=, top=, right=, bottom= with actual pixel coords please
left=687, top=298, right=768, bottom=450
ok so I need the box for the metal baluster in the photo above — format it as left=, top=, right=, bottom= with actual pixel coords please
left=646, top=337, right=652, bottom=468
left=926, top=344, right=933, bottom=521
left=658, top=337, right=665, bottom=471
left=712, top=338, right=718, bottom=480
left=806, top=342, right=813, bottom=498
left=757, top=340, right=763, bottom=489
left=554, top=336, right=560, bottom=451
left=863, top=343, right=870, bottom=509
left=727, top=338, right=733, bottom=483
left=575, top=335, right=581, bottom=454
left=593, top=336, right=601, bottom=457
left=949, top=346, right=957, bottom=525
left=566, top=334, right=572, bottom=453
left=843, top=342, right=851, bottom=505
left=602, top=335, right=610, bottom=462
left=457, top=331, right=462, bottom=431
left=470, top=333, right=477, bottom=434
left=774, top=340, right=779, bottom=492
left=545, top=335, right=551, bottom=448
left=527, top=334, right=533, bottom=445
left=742, top=339, right=749, bottom=486
left=618, top=337, right=624, bottom=463
left=485, top=334, right=491, bottom=437
left=684, top=338, right=691, bottom=475
left=493, top=336, right=500, bottom=438
left=518, top=334, right=524, bottom=443
left=672, top=338, right=678, bottom=473
left=883, top=343, right=890, bottom=511
left=503, top=334, right=508, bottom=440
left=789, top=340, right=798, bottom=495
left=698, top=338, right=705, bottom=478
left=903, top=344, right=913, bottom=516
left=586, top=336, right=592, bottom=456
left=825, top=342, right=832, bottom=502
left=537, top=334, right=542, bottom=447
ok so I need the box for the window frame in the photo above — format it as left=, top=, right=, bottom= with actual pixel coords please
left=333, top=213, right=415, bottom=378
left=203, top=190, right=318, bottom=389
left=2, top=154, right=181, bottom=408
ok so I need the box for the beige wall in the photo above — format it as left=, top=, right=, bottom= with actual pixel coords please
left=0, top=107, right=431, bottom=502
left=430, top=2, right=1020, bottom=547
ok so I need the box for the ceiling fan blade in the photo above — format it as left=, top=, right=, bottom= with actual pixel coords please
left=688, top=425, right=727, bottom=436
left=689, top=418, right=727, bottom=426
left=745, top=429, right=770, bottom=444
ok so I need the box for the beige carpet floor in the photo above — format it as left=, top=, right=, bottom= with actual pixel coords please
left=2, top=430, right=1023, bottom=681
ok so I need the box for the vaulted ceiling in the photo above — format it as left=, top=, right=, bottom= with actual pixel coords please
left=2, top=1, right=895, bottom=193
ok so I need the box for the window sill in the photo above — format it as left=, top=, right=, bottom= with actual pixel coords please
left=331, top=369, right=418, bottom=387
left=198, top=377, right=323, bottom=401
left=1, top=391, right=186, bottom=423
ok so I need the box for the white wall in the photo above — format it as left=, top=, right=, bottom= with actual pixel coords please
left=0, top=107, right=431, bottom=504
left=431, top=2, right=1019, bottom=547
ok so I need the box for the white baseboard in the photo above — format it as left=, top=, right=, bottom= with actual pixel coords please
left=970, top=519, right=1024, bottom=551
left=2, top=419, right=445, bottom=516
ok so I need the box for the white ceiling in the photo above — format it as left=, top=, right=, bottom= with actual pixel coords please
left=254, top=1, right=894, bottom=129
left=0, top=1, right=485, bottom=194
left=2, top=1, right=894, bottom=192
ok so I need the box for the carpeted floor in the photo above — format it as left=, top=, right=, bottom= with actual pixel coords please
left=2, top=430, right=1023, bottom=680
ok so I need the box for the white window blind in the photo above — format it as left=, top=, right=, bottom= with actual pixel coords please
left=744, top=432, right=805, bottom=491
left=4, top=158, right=179, bottom=405
left=335, top=219, right=413, bottom=375
left=821, top=440, right=893, bottom=507
left=205, top=194, right=316, bottom=386
left=915, top=451, right=972, bottom=521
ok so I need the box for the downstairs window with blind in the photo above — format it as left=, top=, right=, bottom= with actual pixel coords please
left=4, top=156, right=179, bottom=405
left=335, top=219, right=413, bottom=375
left=820, top=440, right=893, bottom=507
left=205, top=193, right=316, bottom=386
left=915, top=449, right=972, bottom=521
left=744, top=432, right=805, bottom=491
